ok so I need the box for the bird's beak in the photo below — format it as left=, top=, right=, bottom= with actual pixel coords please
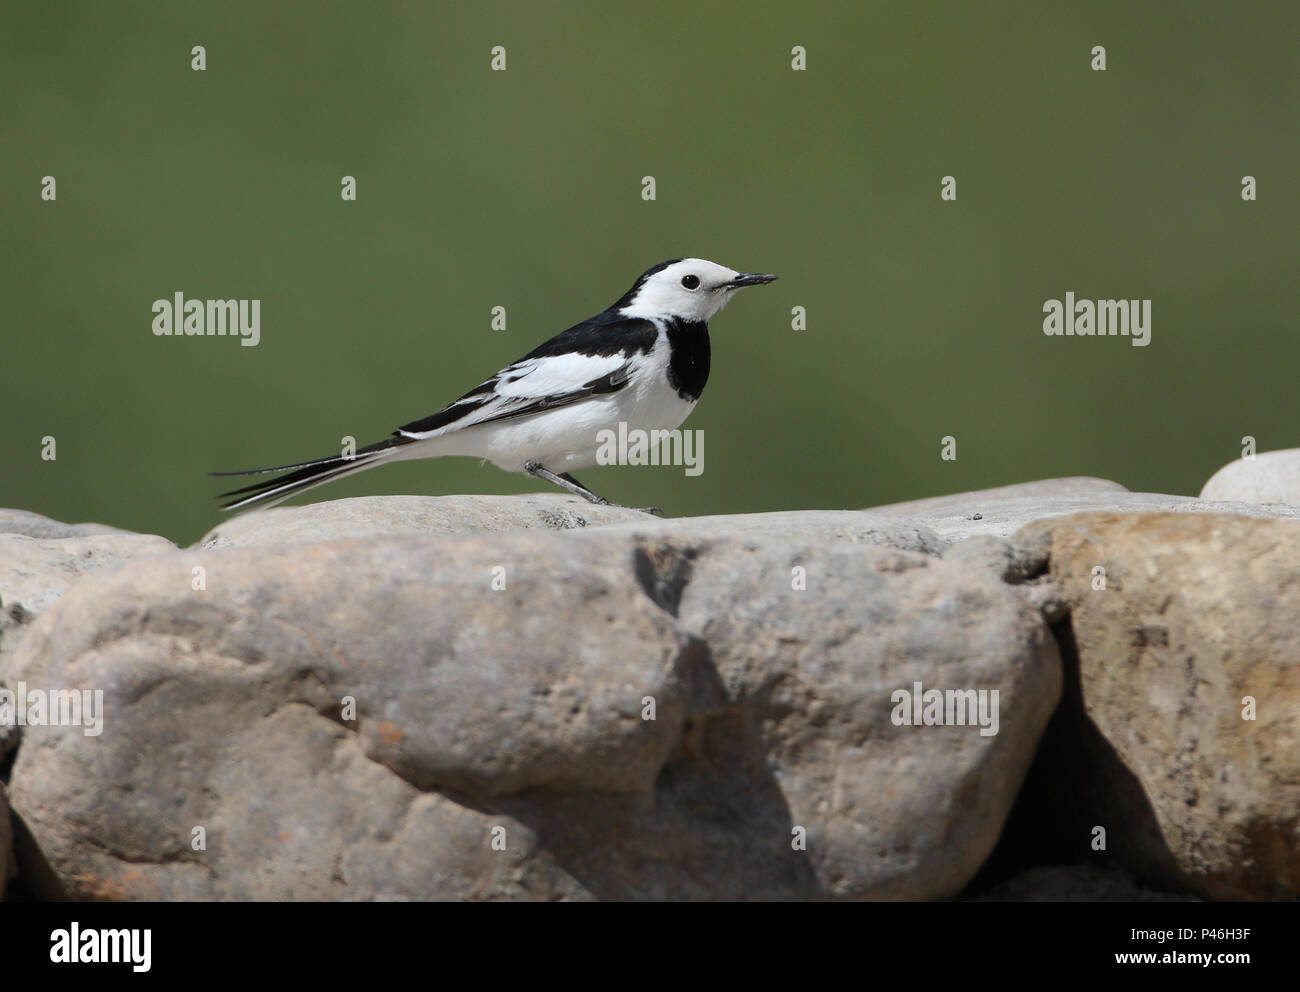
left=724, top=272, right=779, bottom=289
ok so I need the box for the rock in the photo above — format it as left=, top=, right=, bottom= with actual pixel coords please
left=3, top=525, right=1057, bottom=900
left=969, top=864, right=1199, bottom=902
left=942, top=532, right=1065, bottom=622
left=196, top=494, right=946, bottom=557
left=606, top=510, right=945, bottom=556
left=868, top=477, right=1300, bottom=542
left=668, top=540, right=1062, bottom=899
left=1013, top=512, right=1300, bottom=900
left=882, top=476, right=1130, bottom=508
left=0, top=531, right=176, bottom=617
left=0, top=509, right=141, bottom=541
left=5, top=533, right=692, bottom=899
left=869, top=477, right=1127, bottom=535
left=941, top=531, right=1054, bottom=584
left=195, top=494, right=652, bottom=549
left=1200, top=449, right=1300, bottom=505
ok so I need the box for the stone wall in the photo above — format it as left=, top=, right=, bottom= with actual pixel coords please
left=2, top=468, right=1296, bottom=900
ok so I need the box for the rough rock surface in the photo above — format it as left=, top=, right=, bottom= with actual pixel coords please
left=3, top=526, right=1059, bottom=900
left=868, top=477, right=1300, bottom=541
left=1199, top=448, right=1300, bottom=505
left=0, top=530, right=176, bottom=617
left=604, top=510, right=945, bottom=557
left=198, top=494, right=946, bottom=557
left=668, top=541, right=1061, bottom=899
left=1014, top=512, right=1300, bottom=900
left=0, top=509, right=141, bottom=540
left=196, top=494, right=652, bottom=549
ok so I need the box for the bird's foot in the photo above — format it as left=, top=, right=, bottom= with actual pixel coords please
left=582, top=494, right=661, bottom=515
left=525, top=462, right=661, bottom=515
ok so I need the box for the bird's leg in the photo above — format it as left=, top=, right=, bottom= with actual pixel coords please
left=523, top=462, right=661, bottom=515
left=555, top=471, right=605, bottom=501
left=525, top=462, right=607, bottom=503
left=560, top=472, right=663, bottom=516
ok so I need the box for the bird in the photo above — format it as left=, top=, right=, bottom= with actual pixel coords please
left=212, top=258, right=777, bottom=513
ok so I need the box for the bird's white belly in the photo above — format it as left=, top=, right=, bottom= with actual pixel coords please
left=452, top=380, right=696, bottom=472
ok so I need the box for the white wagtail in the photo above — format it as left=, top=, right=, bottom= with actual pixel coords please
left=213, top=258, right=777, bottom=513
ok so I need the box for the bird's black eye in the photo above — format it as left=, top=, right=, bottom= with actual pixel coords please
left=681, top=275, right=700, bottom=290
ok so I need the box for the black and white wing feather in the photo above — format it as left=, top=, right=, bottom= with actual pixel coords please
left=397, top=314, right=658, bottom=437
left=397, top=354, right=636, bottom=438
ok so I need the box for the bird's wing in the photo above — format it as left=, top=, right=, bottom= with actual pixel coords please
left=396, top=350, right=640, bottom=439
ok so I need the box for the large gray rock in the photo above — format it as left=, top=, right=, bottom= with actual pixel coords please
left=1014, top=511, right=1300, bottom=900
left=868, top=476, right=1300, bottom=541
left=669, top=540, right=1062, bottom=899
left=197, top=494, right=946, bottom=557
left=0, top=531, right=175, bottom=617
left=0, top=509, right=141, bottom=540
left=600, top=511, right=945, bottom=557
left=880, top=476, right=1130, bottom=508
left=4, top=524, right=1058, bottom=900
left=195, top=494, right=652, bottom=549
left=1199, top=448, right=1300, bottom=505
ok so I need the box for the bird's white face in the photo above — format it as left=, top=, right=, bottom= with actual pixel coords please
left=619, top=258, right=778, bottom=323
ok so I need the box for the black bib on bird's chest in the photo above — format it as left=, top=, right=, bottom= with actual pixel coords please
left=665, top=319, right=710, bottom=402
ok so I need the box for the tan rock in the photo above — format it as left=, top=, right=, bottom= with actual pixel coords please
left=1017, top=512, right=1300, bottom=900
left=869, top=477, right=1300, bottom=542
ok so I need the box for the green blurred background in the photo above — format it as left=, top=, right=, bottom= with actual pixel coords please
left=3, top=1, right=1296, bottom=546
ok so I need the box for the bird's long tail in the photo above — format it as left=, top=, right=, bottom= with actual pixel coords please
left=211, top=435, right=415, bottom=512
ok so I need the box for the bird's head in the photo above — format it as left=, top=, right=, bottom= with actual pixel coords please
left=615, top=258, right=778, bottom=322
